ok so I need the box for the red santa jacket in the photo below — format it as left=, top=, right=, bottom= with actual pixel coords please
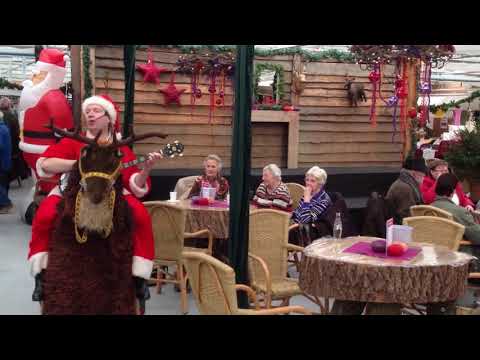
left=421, top=175, right=474, bottom=208
left=20, top=89, right=74, bottom=154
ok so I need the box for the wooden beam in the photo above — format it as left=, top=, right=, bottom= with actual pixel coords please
left=70, top=45, right=82, bottom=124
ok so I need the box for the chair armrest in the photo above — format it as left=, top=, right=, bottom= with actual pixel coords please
left=460, top=240, right=473, bottom=246
left=468, top=272, right=480, bottom=279
left=285, top=244, right=304, bottom=253
left=235, top=284, right=260, bottom=310
left=288, top=223, right=299, bottom=232
left=248, top=252, right=272, bottom=308
left=253, top=305, right=312, bottom=315
left=185, top=229, right=214, bottom=255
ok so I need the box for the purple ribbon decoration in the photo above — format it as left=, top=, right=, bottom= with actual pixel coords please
left=387, top=95, right=399, bottom=142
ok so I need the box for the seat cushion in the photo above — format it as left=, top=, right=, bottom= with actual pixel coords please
left=251, top=278, right=302, bottom=298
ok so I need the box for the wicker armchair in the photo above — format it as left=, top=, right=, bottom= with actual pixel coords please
left=410, top=205, right=454, bottom=220
left=286, top=182, right=305, bottom=210
left=143, top=201, right=214, bottom=314
left=402, top=216, right=465, bottom=250
left=174, top=176, right=198, bottom=200
left=182, top=251, right=311, bottom=315
left=248, top=209, right=323, bottom=311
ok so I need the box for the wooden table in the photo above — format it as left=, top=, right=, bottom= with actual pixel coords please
left=299, top=236, right=474, bottom=314
left=160, top=200, right=258, bottom=239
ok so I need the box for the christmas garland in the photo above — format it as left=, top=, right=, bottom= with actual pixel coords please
left=253, top=63, right=285, bottom=103
left=429, top=90, right=480, bottom=113
left=136, top=45, right=355, bottom=62
left=82, top=45, right=93, bottom=99
left=0, top=77, right=23, bottom=90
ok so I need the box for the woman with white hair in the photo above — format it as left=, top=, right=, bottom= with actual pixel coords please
left=188, top=154, right=229, bottom=200
left=253, top=164, right=292, bottom=211
left=291, top=166, right=332, bottom=224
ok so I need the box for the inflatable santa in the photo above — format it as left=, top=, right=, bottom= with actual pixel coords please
left=18, top=48, right=74, bottom=195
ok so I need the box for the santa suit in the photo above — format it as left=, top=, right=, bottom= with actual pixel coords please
left=18, top=49, right=74, bottom=194
left=28, top=135, right=155, bottom=280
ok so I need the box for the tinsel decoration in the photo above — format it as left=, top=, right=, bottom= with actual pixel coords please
left=368, top=64, right=381, bottom=127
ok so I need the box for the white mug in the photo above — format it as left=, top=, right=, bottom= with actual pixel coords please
left=170, top=192, right=177, bottom=201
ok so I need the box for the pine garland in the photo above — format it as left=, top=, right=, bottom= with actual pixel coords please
left=0, top=77, right=23, bottom=90
left=136, top=45, right=355, bottom=62
left=430, top=90, right=480, bottom=113
left=82, top=45, right=93, bottom=99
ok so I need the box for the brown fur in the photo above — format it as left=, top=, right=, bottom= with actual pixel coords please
left=42, top=156, right=136, bottom=315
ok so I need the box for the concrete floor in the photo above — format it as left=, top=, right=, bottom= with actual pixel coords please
left=0, top=178, right=318, bottom=315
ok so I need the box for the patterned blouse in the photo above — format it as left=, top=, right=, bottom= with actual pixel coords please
left=291, top=189, right=332, bottom=224
left=253, top=182, right=292, bottom=211
left=187, top=175, right=229, bottom=201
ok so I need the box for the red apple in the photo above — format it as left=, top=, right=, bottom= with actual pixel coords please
left=387, top=243, right=406, bottom=257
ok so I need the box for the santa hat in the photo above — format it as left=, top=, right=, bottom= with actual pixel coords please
left=34, top=48, right=69, bottom=74
left=82, top=94, right=120, bottom=132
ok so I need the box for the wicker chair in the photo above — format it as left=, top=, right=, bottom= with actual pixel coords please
left=174, top=176, right=198, bottom=200
left=402, top=216, right=465, bottom=250
left=286, top=182, right=305, bottom=210
left=410, top=205, right=454, bottom=220
left=143, top=201, right=214, bottom=314
left=248, top=209, right=324, bottom=311
left=182, top=251, right=311, bottom=315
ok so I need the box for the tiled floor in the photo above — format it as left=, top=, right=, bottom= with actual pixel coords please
left=0, top=178, right=319, bottom=315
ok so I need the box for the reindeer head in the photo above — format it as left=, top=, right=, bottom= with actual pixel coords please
left=47, top=120, right=167, bottom=205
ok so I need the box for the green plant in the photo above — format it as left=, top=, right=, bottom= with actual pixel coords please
left=444, top=118, right=480, bottom=178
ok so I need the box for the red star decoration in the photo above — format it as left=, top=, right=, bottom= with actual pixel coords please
left=159, top=83, right=186, bottom=106
left=136, top=59, right=169, bottom=84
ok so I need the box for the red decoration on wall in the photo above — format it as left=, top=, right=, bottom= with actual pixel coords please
left=159, top=72, right=186, bottom=106
left=136, top=47, right=169, bottom=84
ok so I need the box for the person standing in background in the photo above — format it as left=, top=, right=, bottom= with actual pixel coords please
left=0, top=111, right=13, bottom=213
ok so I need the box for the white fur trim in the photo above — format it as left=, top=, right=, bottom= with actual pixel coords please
left=82, top=96, right=117, bottom=124
left=122, top=188, right=131, bottom=196
left=132, top=256, right=153, bottom=280
left=35, top=157, right=54, bottom=178
left=48, top=186, right=62, bottom=197
left=29, top=252, right=48, bottom=277
left=35, top=61, right=67, bottom=73
left=129, top=172, right=149, bottom=198
left=19, top=141, right=49, bottom=154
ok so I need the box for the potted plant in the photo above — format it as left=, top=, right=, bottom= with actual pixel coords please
left=444, top=116, right=480, bottom=201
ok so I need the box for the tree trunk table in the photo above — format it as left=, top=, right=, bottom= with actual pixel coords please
left=299, top=236, right=474, bottom=314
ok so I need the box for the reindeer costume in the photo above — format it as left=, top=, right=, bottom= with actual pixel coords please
left=28, top=95, right=160, bottom=314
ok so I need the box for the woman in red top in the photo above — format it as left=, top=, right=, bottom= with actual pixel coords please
left=421, top=158, right=475, bottom=211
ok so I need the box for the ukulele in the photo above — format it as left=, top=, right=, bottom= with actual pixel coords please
left=59, top=141, right=185, bottom=193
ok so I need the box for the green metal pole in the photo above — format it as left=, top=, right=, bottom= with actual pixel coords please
left=123, top=45, right=136, bottom=139
left=228, top=45, right=254, bottom=309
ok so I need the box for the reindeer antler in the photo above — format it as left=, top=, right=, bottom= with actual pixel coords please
left=111, top=124, right=167, bottom=149
left=45, top=118, right=98, bottom=146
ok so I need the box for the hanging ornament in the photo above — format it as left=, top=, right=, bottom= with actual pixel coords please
left=159, top=72, right=186, bottom=106
left=368, top=64, right=381, bottom=127
left=136, top=47, right=169, bottom=84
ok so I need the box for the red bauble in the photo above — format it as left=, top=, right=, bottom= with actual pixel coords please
left=369, top=71, right=380, bottom=83
left=216, top=98, right=222, bottom=105
left=408, top=108, right=417, bottom=119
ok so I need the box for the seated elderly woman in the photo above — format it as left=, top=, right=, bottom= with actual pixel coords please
left=291, top=166, right=332, bottom=224
left=187, top=154, right=229, bottom=201
left=253, top=164, right=292, bottom=211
